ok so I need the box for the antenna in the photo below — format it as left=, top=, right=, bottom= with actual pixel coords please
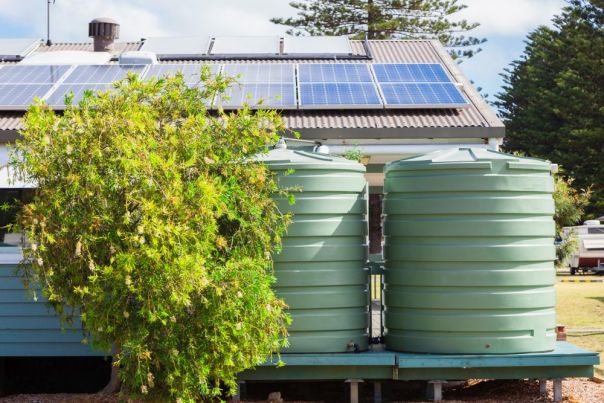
left=46, top=0, right=56, bottom=46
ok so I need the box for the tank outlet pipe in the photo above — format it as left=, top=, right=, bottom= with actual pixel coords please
left=487, top=137, right=502, bottom=151
left=326, top=143, right=489, bottom=156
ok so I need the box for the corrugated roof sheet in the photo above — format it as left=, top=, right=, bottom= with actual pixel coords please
left=0, top=39, right=504, bottom=138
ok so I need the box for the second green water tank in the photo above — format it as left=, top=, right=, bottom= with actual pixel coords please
left=258, top=146, right=369, bottom=353
left=384, top=148, right=556, bottom=354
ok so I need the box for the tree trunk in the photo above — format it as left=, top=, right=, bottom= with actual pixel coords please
left=101, top=351, right=121, bottom=394
left=368, top=0, right=376, bottom=39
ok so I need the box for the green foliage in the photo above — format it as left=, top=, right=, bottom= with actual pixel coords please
left=343, top=146, right=363, bottom=162
left=553, top=173, right=590, bottom=265
left=497, top=0, right=604, bottom=216
left=271, top=0, right=486, bottom=59
left=10, top=68, right=292, bottom=401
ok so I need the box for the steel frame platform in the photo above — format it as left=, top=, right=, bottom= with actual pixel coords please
left=237, top=342, right=599, bottom=402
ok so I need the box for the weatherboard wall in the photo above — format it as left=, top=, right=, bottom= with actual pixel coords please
left=0, top=247, right=102, bottom=357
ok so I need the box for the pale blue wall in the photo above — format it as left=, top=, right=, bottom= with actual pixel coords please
left=0, top=247, right=106, bottom=357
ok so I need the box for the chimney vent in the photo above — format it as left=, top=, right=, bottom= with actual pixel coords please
left=89, top=18, right=120, bottom=52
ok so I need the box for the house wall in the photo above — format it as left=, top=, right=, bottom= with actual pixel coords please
left=0, top=247, right=104, bottom=357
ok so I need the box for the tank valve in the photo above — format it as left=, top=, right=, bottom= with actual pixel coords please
left=347, top=341, right=360, bottom=353
left=556, top=325, right=567, bottom=341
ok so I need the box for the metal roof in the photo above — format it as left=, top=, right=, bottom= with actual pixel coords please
left=0, top=39, right=504, bottom=141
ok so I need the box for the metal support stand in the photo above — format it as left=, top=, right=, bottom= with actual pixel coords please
left=373, top=381, right=382, bottom=403
left=539, top=378, right=547, bottom=396
left=345, top=379, right=363, bottom=403
left=553, top=378, right=563, bottom=402
left=233, top=381, right=245, bottom=402
left=426, top=380, right=445, bottom=402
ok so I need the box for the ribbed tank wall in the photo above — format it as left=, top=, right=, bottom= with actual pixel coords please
left=383, top=148, right=556, bottom=354
left=261, top=149, right=369, bottom=353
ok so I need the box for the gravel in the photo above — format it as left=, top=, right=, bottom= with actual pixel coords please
left=1, top=378, right=603, bottom=402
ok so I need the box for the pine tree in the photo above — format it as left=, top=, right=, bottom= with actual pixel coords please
left=271, top=0, right=485, bottom=59
left=497, top=0, right=604, bottom=216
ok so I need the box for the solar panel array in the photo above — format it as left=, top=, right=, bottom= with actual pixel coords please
left=0, top=62, right=469, bottom=111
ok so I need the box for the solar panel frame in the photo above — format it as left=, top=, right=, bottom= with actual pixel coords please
left=0, top=38, right=41, bottom=61
left=283, top=36, right=353, bottom=56
left=140, top=36, right=211, bottom=59
left=210, top=36, right=280, bottom=55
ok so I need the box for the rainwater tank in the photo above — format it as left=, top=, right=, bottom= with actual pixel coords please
left=383, top=148, right=556, bottom=354
left=258, top=146, right=369, bottom=353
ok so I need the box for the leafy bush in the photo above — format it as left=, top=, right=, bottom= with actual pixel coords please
left=11, top=68, right=291, bottom=401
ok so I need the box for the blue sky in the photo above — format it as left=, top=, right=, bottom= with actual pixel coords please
left=0, top=0, right=566, bottom=100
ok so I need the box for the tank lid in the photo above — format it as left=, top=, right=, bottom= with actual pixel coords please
left=255, top=148, right=366, bottom=172
left=386, top=147, right=551, bottom=172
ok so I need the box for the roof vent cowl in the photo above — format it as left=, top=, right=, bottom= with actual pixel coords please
left=89, top=18, right=120, bottom=52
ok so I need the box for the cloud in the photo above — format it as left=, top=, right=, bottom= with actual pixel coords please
left=0, top=0, right=295, bottom=41
left=458, top=0, right=566, bottom=36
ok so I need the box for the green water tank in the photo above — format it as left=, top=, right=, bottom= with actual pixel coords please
left=383, top=148, right=556, bottom=354
left=258, top=146, right=369, bottom=353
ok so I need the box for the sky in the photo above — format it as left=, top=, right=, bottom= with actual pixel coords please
left=0, top=0, right=567, bottom=99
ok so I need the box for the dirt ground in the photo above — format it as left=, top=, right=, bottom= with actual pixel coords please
left=2, top=378, right=603, bottom=402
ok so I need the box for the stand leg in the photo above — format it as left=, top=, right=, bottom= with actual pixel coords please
left=553, top=378, right=563, bottom=402
left=373, top=381, right=382, bottom=403
left=539, top=379, right=547, bottom=396
left=426, top=380, right=445, bottom=402
left=346, top=379, right=364, bottom=403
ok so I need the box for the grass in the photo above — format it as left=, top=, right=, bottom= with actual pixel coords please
left=556, top=280, right=604, bottom=377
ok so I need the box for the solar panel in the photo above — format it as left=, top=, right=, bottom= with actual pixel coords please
left=211, top=36, right=280, bottom=55
left=220, top=83, right=296, bottom=109
left=297, top=63, right=382, bottom=109
left=283, top=36, right=352, bottom=55
left=222, top=64, right=294, bottom=84
left=380, top=83, right=467, bottom=108
left=299, top=83, right=381, bottom=108
left=0, top=65, right=70, bottom=84
left=46, top=65, right=146, bottom=110
left=0, top=84, right=53, bottom=108
left=143, top=64, right=220, bottom=85
left=63, top=65, right=146, bottom=84
left=45, top=84, right=113, bottom=108
left=217, top=64, right=296, bottom=109
left=298, top=64, right=373, bottom=83
left=373, top=64, right=452, bottom=83
left=0, top=65, right=71, bottom=110
left=140, top=36, right=210, bottom=59
left=0, top=38, right=40, bottom=61
left=372, top=63, right=469, bottom=108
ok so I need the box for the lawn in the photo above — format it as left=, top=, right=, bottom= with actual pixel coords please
left=556, top=280, right=604, bottom=377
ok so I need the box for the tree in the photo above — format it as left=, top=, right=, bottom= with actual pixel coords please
left=11, top=69, right=291, bottom=401
left=553, top=173, right=591, bottom=265
left=271, top=0, right=486, bottom=59
left=497, top=0, right=604, bottom=216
